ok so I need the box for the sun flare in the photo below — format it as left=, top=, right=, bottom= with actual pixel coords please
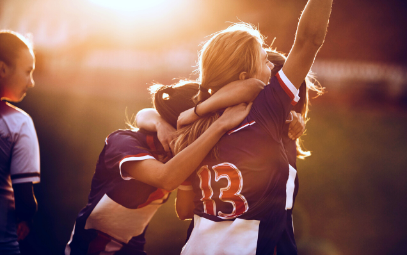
left=88, top=0, right=168, bottom=12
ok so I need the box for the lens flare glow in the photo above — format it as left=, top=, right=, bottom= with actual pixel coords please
left=88, top=0, right=167, bottom=12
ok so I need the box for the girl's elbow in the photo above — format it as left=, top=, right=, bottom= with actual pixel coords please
left=158, top=177, right=178, bottom=191
left=311, top=33, right=326, bottom=48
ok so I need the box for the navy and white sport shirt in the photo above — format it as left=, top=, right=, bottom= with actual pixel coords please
left=65, top=129, right=170, bottom=255
left=181, top=70, right=299, bottom=255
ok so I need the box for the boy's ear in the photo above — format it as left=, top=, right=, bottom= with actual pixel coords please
left=0, top=61, right=9, bottom=79
left=239, top=72, right=248, bottom=80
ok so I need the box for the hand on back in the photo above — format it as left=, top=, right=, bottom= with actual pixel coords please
left=286, top=111, right=305, bottom=140
left=216, top=102, right=253, bottom=132
left=156, top=120, right=177, bottom=153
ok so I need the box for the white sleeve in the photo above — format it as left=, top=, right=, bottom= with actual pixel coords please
left=10, top=117, right=40, bottom=184
left=178, top=180, right=193, bottom=191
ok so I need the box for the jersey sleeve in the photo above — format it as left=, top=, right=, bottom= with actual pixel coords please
left=177, top=173, right=194, bottom=190
left=104, top=132, right=156, bottom=181
left=178, top=180, right=193, bottom=191
left=250, top=70, right=300, bottom=141
left=10, top=117, right=40, bottom=184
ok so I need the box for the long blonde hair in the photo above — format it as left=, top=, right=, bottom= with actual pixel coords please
left=173, top=23, right=324, bottom=160
left=173, top=23, right=265, bottom=156
left=194, top=23, right=265, bottom=103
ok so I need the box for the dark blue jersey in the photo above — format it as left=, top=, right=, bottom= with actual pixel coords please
left=65, top=129, right=170, bottom=255
left=275, top=121, right=300, bottom=255
left=181, top=70, right=299, bottom=255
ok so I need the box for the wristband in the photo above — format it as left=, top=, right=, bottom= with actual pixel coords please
left=194, top=101, right=203, bottom=117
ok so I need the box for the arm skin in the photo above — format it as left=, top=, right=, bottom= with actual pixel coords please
left=196, top=78, right=265, bottom=116
left=177, top=78, right=265, bottom=129
left=176, top=189, right=195, bottom=220
left=283, top=0, right=333, bottom=89
left=287, top=111, right=305, bottom=140
left=174, top=1, right=331, bottom=218
left=13, top=182, right=37, bottom=240
left=123, top=103, right=252, bottom=191
left=136, top=78, right=263, bottom=132
left=135, top=108, right=177, bottom=152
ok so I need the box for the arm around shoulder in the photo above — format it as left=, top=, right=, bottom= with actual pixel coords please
left=123, top=103, right=252, bottom=191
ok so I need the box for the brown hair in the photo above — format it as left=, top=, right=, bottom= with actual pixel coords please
left=126, top=81, right=200, bottom=162
left=150, top=81, right=200, bottom=129
left=0, top=30, right=33, bottom=68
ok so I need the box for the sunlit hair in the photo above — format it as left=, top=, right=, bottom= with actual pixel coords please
left=172, top=23, right=266, bottom=157
left=0, top=30, right=33, bottom=68
left=172, top=114, right=220, bottom=157
left=195, top=22, right=265, bottom=103
left=172, top=46, right=325, bottom=159
left=268, top=49, right=324, bottom=159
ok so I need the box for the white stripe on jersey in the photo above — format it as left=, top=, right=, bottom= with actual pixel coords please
left=285, top=164, right=297, bottom=210
left=64, top=224, right=75, bottom=255
left=227, top=121, right=256, bottom=135
left=278, top=70, right=300, bottom=103
left=119, top=155, right=155, bottom=180
left=178, top=184, right=193, bottom=191
left=84, top=194, right=162, bottom=244
left=102, top=238, right=123, bottom=254
left=181, top=215, right=259, bottom=255
left=11, top=176, right=40, bottom=184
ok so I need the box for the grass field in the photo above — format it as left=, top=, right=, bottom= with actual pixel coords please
left=14, top=88, right=407, bottom=255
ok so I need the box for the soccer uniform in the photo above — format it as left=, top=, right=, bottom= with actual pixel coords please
left=181, top=70, right=299, bottom=255
left=65, top=129, right=170, bottom=255
left=275, top=120, right=300, bottom=255
left=0, top=101, right=40, bottom=254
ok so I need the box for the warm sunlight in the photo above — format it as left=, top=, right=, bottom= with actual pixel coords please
left=88, top=0, right=168, bottom=12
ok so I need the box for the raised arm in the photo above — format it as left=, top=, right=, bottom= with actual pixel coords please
left=177, top=78, right=265, bottom=128
left=122, top=103, right=253, bottom=191
left=282, top=0, right=333, bottom=88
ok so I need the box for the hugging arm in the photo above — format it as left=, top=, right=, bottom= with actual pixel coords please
left=177, top=78, right=265, bottom=128
left=135, top=108, right=177, bottom=152
left=283, top=0, right=333, bottom=88
left=176, top=188, right=195, bottom=220
left=123, top=103, right=253, bottom=191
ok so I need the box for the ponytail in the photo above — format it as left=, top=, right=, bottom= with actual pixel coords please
left=149, top=81, right=199, bottom=129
